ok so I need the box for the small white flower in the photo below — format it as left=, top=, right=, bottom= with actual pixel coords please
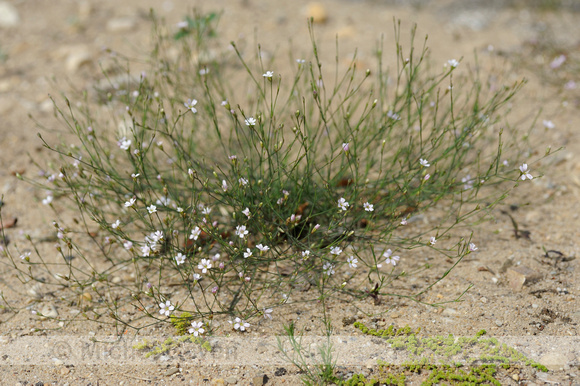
left=147, top=205, right=157, bottom=214
left=338, top=197, right=349, bottom=211
left=400, top=217, right=408, bottom=226
left=159, top=300, right=175, bottom=317
left=42, top=195, right=53, bottom=205
left=363, top=202, right=374, bottom=212
left=141, top=245, right=151, bottom=257
left=156, top=196, right=171, bottom=206
left=118, top=137, right=131, bottom=150
left=229, top=317, right=250, bottom=331
left=239, top=177, right=248, bottom=186
left=347, top=256, right=358, bottom=268
left=387, top=110, right=400, bottom=120
left=111, top=220, right=121, bottom=229
left=175, top=252, right=186, bottom=265
left=420, top=158, right=430, bottom=167
left=383, top=249, right=400, bottom=266
left=296, top=59, right=305, bottom=64
left=222, top=180, right=228, bottom=191
left=447, top=59, right=459, bottom=68
left=188, top=321, right=205, bottom=336
left=430, top=236, right=437, bottom=245
left=263, top=308, right=273, bottom=320
left=242, top=208, right=251, bottom=218
left=177, top=207, right=184, bottom=213
left=201, top=206, right=212, bottom=215
left=330, top=246, right=342, bottom=256
left=124, top=197, right=136, bottom=207
left=193, top=273, right=202, bottom=281
left=20, top=252, right=31, bottom=260
left=502, top=160, right=509, bottom=167
left=198, top=258, right=212, bottom=273
left=263, top=71, right=274, bottom=78
left=257, top=244, right=270, bottom=253
left=131, top=173, right=140, bottom=178
left=184, top=98, right=198, bottom=113
left=550, top=55, right=566, bottom=69
left=469, top=243, right=478, bottom=252
left=323, top=262, right=335, bottom=276
left=189, top=226, right=202, bottom=240
left=243, top=248, right=253, bottom=258
left=519, top=163, right=533, bottom=180
left=221, top=100, right=228, bottom=106
left=462, top=175, right=474, bottom=190
left=235, top=225, right=249, bottom=239
left=542, top=120, right=555, bottom=129
left=123, top=240, right=133, bottom=250
left=301, top=250, right=311, bottom=259
left=245, top=117, right=256, bottom=126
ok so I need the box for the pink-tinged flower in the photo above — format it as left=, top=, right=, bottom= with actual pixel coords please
left=424, top=174, right=430, bottom=181
left=184, top=98, right=198, bottom=113
left=118, top=137, right=131, bottom=150
left=263, top=308, right=273, bottom=320
left=159, top=300, right=175, bottom=317
left=342, top=142, right=349, bottom=152
left=383, top=249, right=400, bottom=266
left=549, top=55, right=566, bottom=69
left=323, top=262, right=335, bottom=276
left=469, top=243, right=478, bottom=252
left=400, top=217, right=408, bottom=226
left=175, top=252, right=186, bottom=265
left=188, top=321, right=204, bottom=336
left=519, top=164, right=533, bottom=180
left=123, top=240, right=133, bottom=250
left=257, top=244, right=270, bottom=253
left=235, top=225, right=249, bottom=239
left=190, top=226, right=201, bottom=240
left=542, top=120, right=555, bottom=130
left=347, top=256, right=358, bottom=268
left=242, top=208, right=251, bottom=218
left=330, top=246, right=342, bottom=256
left=420, top=158, right=430, bottom=167
left=111, top=220, right=121, bottom=229
left=222, top=180, right=228, bottom=191
left=229, top=317, right=250, bottom=331
left=198, top=259, right=212, bottom=273
left=243, top=248, right=253, bottom=258
left=430, top=236, right=437, bottom=245
left=338, top=197, right=349, bottom=211
left=363, top=202, right=374, bottom=212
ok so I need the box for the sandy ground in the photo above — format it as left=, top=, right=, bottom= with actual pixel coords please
left=0, top=0, right=579, bottom=384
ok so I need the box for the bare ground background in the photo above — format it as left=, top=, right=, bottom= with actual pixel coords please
left=0, top=0, right=579, bottom=384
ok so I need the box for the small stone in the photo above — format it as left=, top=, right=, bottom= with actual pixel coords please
left=80, top=293, right=92, bottom=302
left=0, top=2, right=19, bottom=28
left=60, top=367, right=70, bottom=376
left=165, top=368, right=179, bottom=376
left=224, top=376, right=238, bottom=384
left=539, top=352, right=573, bottom=370
left=40, top=304, right=58, bottom=319
left=106, top=17, right=136, bottom=32
left=442, top=308, right=458, bottom=316
left=306, top=3, right=327, bottom=24
left=66, top=50, right=92, bottom=73
left=211, top=379, right=225, bottom=386
left=111, top=276, right=122, bottom=284
left=480, top=297, right=488, bottom=304
left=494, top=320, right=503, bottom=327
left=506, top=266, right=541, bottom=291
left=52, top=358, right=64, bottom=366
left=532, top=303, right=539, bottom=308
left=159, top=355, right=170, bottom=362
left=274, top=367, right=287, bottom=376
left=342, top=316, right=356, bottom=326
left=252, top=374, right=267, bottom=386
left=511, top=373, right=519, bottom=381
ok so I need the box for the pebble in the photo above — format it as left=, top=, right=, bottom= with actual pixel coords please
left=211, top=379, right=225, bottom=386
left=480, top=297, right=488, bottom=304
left=60, top=367, right=70, bottom=376
left=494, top=320, right=503, bottom=327
left=306, top=3, right=327, bottom=24
left=511, top=373, right=519, bottom=381
left=506, top=266, right=541, bottom=291
left=0, top=2, right=19, bottom=28
left=442, top=308, right=458, bottom=316
left=66, top=50, right=92, bottom=73
left=224, top=376, right=238, bottom=384
left=40, top=304, right=58, bottom=319
left=539, top=352, right=573, bottom=370
left=106, top=17, right=137, bottom=32
left=252, top=374, right=266, bottom=386
left=165, top=368, right=179, bottom=376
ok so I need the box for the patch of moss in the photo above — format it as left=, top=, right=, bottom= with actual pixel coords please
left=347, top=321, right=548, bottom=384
left=133, top=334, right=211, bottom=358
left=170, top=312, right=195, bottom=335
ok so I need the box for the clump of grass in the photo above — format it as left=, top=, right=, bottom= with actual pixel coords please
left=2, top=11, right=542, bottom=337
